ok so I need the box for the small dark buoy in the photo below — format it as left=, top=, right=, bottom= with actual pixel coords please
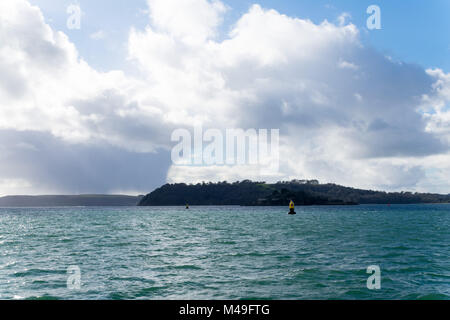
left=288, top=200, right=296, bottom=215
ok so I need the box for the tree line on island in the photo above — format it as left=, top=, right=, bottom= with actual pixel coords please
left=138, top=180, right=450, bottom=206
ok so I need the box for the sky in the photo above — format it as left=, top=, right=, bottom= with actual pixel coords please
left=0, top=0, right=449, bottom=196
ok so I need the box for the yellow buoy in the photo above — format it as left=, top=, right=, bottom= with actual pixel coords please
left=186, top=204, right=189, bottom=209
left=288, top=200, right=296, bottom=215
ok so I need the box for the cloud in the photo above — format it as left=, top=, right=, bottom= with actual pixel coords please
left=146, top=0, right=227, bottom=44
left=0, top=0, right=174, bottom=152
left=337, top=12, right=351, bottom=26
left=338, top=59, right=359, bottom=70
left=90, top=30, right=105, bottom=40
left=0, top=0, right=449, bottom=194
left=0, top=0, right=174, bottom=194
left=0, top=130, right=171, bottom=196
left=129, top=2, right=449, bottom=191
left=422, top=68, right=450, bottom=144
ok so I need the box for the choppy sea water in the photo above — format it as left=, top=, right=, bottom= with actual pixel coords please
left=0, top=205, right=449, bottom=300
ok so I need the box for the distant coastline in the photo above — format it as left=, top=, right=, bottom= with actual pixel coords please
left=0, top=195, right=142, bottom=207
left=1, top=180, right=449, bottom=207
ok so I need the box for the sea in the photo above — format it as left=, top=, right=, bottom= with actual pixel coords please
left=0, top=204, right=448, bottom=300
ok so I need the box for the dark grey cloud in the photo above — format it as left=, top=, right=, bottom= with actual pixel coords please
left=68, top=89, right=175, bottom=152
left=70, top=89, right=176, bottom=151
left=0, top=130, right=170, bottom=194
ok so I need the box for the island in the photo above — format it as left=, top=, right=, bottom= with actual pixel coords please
left=138, top=180, right=450, bottom=206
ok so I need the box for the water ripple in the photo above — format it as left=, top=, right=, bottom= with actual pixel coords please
left=0, top=204, right=448, bottom=300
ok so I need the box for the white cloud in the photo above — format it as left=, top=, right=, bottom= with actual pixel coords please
left=146, top=0, right=227, bottom=44
left=422, top=68, right=450, bottom=144
left=0, top=0, right=172, bottom=153
left=90, top=30, right=105, bottom=40
left=338, top=59, right=359, bottom=70
left=337, top=12, right=351, bottom=26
